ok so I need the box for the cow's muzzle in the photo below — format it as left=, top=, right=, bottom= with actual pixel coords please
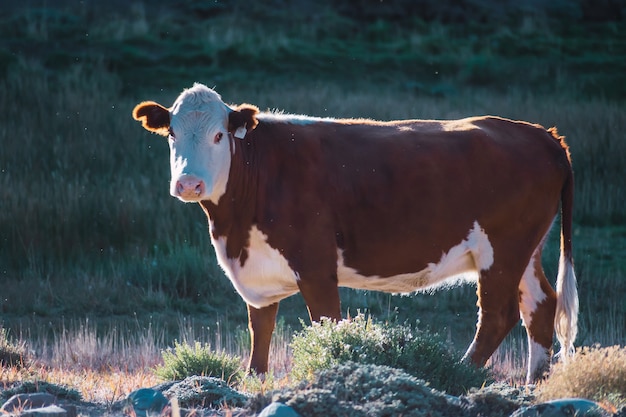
left=173, top=175, right=205, bottom=201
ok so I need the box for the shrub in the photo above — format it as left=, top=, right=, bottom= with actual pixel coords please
left=538, top=345, right=626, bottom=411
left=289, top=313, right=490, bottom=395
left=0, top=328, right=29, bottom=369
left=154, top=340, right=244, bottom=386
left=161, top=375, right=250, bottom=409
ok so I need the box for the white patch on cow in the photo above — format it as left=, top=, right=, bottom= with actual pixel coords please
left=168, top=84, right=234, bottom=204
left=527, top=339, right=550, bottom=383
left=211, top=225, right=300, bottom=309
left=518, top=250, right=547, bottom=329
left=337, top=221, right=493, bottom=293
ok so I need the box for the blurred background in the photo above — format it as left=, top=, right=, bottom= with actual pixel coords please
left=0, top=0, right=624, bottom=362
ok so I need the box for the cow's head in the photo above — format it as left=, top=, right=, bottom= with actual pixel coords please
left=133, top=83, right=258, bottom=204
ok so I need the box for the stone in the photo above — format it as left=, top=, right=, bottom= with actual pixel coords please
left=510, top=398, right=611, bottom=417
left=127, top=388, right=169, bottom=417
left=1, top=393, right=57, bottom=413
left=258, top=402, right=301, bottom=417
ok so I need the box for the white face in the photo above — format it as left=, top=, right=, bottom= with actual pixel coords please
left=167, top=85, right=233, bottom=204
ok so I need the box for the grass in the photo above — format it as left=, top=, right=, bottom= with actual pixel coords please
left=537, top=345, right=626, bottom=411
left=154, top=340, right=244, bottom=384
left=0, top=1, right=625, bottom=409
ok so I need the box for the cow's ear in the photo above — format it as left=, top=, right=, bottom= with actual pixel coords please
left=132, top=101, right=170, bottom=136
left=228, top=104, right=259, bottom=139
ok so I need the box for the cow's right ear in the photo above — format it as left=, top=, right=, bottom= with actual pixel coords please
left=132, top=101, right=170, bottom=136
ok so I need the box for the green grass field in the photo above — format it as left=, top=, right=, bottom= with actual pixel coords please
left=1, top=0, right=625, bottom=381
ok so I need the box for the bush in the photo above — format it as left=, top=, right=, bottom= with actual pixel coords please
left=154, top=340, right=244, bottom=386
left=161, top=376, right=250, bottom=409
left=0, top=328, right=29, bottom=369
left=289, top=313, right=490, bottom=395
left=538, top=345, right=626, bottom=411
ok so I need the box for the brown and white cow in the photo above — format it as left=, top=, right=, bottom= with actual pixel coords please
left=133, top=83, right=578, bottom=383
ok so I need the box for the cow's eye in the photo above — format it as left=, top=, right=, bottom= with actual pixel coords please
left=168, top=128, right=176, bottom=141
left=214, top=132, right=223, bottom=143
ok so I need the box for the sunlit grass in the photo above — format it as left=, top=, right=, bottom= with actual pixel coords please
left=537, top=345, right=626, bottom=412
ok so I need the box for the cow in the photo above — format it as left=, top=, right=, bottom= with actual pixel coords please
left=132, top=83, right=578, bottom=383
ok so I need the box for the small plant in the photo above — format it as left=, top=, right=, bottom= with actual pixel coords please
left=289, top=313, right=490, bottom=395
left=154, top=340, right=245, bottom=386
left=0, top=327, right=29, bottom=369
left=538, top=345, right=626, bottom=411
left=240, top=370, right=281, bottom=395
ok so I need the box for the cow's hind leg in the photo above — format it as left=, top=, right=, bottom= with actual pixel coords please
left=297, top=273, right=342, bottom=322
left=463, top=246, right=526, bottom=369
left=519, top=246, right=557, bottom=383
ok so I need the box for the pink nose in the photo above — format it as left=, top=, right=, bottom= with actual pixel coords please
left=174, top=176, right=205, bottom=200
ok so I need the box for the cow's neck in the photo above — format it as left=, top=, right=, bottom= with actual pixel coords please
left=199, top=135, right=258, bottom=260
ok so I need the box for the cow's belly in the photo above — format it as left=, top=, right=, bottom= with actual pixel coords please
left=213, top=221, right=493, bottom=307
left=212, top=225, right=300, bottom=309
left=337, top=221, right=493, bottom=293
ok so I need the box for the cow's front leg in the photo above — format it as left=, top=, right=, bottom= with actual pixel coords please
left=247, top=302, right=279, bottom=374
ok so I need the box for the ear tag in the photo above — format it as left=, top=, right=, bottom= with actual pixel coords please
left=234, top=125, right=247, bottom=139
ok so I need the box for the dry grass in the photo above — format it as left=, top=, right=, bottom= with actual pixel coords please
left=1, top=321, right=163, bottom=404
left=537, top=345, right=626, bottom=411
left=2, top=317, right=625, bottom=411
left=0, top=318, right=295, bottom=404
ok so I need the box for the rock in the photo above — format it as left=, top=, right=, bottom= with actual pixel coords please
left=127, top=388, right=169, bottom=417
left=1, top=393, right=57, bottom=413
left=460, top=383, right=534, bottom=417
left=20, top=405, right=70, bottom=417
left=510, top=398, right=611, bottom=417
left=258, top=402, right=301, bottom=417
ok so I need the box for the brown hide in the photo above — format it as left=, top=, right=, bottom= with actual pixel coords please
left=197, top=115, right=573, bottom=376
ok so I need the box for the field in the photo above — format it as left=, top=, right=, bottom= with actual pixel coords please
left=1, top=0, right=625, bottom=407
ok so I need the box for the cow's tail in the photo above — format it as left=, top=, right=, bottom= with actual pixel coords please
left=552, top=128, right=579, bottom=361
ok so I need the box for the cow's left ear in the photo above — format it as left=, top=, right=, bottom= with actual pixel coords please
left=132, top=101, right=170, bottom=136
left=228, top=104, right=259, bottom=139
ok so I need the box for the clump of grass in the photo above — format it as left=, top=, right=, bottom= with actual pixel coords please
left=0, top=327, right=30, bottom=369
left=154, top=340, right=244, bottom=386
left=289, top=313, right=490, bottom=395
left=537, top=345, right=626, bottom=411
